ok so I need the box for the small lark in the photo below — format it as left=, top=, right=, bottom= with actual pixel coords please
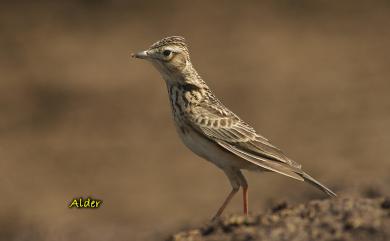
left=132, top=36, right=336, bottom=220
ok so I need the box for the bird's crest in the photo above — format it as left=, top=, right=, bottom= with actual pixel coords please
left=149, top=36, right=187, bottom=50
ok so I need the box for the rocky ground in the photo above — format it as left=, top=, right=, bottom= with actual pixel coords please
left=169, top=196, right=390, bottom=241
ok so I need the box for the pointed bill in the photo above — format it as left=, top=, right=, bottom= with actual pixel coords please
left=132, top=50, right=149, bottom=59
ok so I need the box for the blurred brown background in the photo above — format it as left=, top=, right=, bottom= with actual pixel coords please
left=1, top=1, right=389, bottom=240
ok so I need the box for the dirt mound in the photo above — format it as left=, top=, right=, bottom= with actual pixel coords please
left=169, top=196, right=390, bottom=241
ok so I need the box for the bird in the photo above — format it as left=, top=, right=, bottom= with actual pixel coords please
left=132, top=36, right=336, bottom=220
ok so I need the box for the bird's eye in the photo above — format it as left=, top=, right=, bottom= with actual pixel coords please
left=163, top=50, right=172, bottom=56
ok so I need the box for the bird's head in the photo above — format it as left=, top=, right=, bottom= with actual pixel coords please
left=132, top=36, right=192, bottom=80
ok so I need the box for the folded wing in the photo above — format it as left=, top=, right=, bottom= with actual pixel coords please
left=186, top=97, right=336, bottom=197
left=187, top=98, right=303, bottom=176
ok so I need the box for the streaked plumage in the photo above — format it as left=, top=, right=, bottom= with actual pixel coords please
left=132, top=36, right=336, bottom=220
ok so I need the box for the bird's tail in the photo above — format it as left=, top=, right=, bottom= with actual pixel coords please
left=298, top=172, right=337, bottom=197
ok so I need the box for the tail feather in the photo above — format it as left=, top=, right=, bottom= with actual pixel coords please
left=299, top=172, right=337, bottom=197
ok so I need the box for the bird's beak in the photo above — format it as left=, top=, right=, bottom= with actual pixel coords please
left=131, top=50, right=149, bottom=59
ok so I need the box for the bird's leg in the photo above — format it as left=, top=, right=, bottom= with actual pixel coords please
left=212, top=187, right=239, bottom=221
left=243, top=185, right=248, bottom=215
left=236, top=170, right=249, bottom=216
left=212, top=169, right=243, bottom=221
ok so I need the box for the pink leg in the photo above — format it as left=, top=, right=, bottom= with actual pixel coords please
left=243, top=186, right=248, bottom=215
left=212, top=187, right=239, bottom=220
left=235, top=170, right=248, bottom=215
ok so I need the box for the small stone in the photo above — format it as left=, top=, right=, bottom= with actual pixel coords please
left=381, top=197, right=390, bottom=209
left=272, top=201, right=288, bottom=213
left=201, top=225, right=215, bottom=236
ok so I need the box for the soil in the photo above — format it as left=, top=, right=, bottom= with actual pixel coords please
left=169, top=196, right=390, bottom=241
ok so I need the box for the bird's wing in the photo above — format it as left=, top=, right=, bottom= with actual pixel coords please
left=187, top=98, right=304, bottom=180
left=185, top=96, right=336, bottom=196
